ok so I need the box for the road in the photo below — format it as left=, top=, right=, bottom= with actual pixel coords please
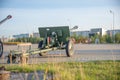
left=0, top=44, right=120, bottom=64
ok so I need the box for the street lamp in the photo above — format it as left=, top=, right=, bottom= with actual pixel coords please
left=70, top=26, right=78, bottom=30
left=110, top=10, right=115, bottom=43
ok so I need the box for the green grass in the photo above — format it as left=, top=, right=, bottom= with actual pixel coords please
left=1, top=60, right=120, bottom=80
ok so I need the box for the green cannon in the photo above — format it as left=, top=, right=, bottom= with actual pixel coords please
left=7, top=26, right=74, bottom=64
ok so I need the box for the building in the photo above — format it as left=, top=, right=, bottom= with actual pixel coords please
left=13, top=32, right=40, bottom=39
left=70, top=30, right=90, bottom=37
left=106, top=29, right=120, bottom=36
left=89, top=28, right=106, bottom=37
left=13, top=33, right=31, bottom=39
left=70, top=28, right=106, bottom=38
left=32, top=32, right=40, bottom=38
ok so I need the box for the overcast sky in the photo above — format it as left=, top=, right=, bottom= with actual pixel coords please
left=0, top=0, right=120, bottom=37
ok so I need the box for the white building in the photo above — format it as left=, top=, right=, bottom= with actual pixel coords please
left=106, top=29, right=120, bottom=36
left=13, top=32, right=40, bottom=39
left=70, top=28, right=106, bottom=38
left=70, top=30, right=89, bottom=37
left=13, top=33, right=31, bottom=39
left=32, top=32, right=40, bottom=38
left=89, top=28, right=106, bottom=37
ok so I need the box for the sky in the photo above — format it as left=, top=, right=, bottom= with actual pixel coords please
left=0, top=0, right=120, bottom=37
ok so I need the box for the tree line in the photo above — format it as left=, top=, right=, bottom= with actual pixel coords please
left=9, top=33, right=120, bottom=44
left=9, top=37, right=43, bottom=44
left=71, top=33, right=120, bottom=44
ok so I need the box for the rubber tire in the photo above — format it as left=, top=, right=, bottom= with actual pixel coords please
left=0, top=41, right=3, bottom=57
left=66, top=40, right=74, bottom=57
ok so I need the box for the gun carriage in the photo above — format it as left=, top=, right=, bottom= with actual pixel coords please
left=7, top=26, right=74, bottom=64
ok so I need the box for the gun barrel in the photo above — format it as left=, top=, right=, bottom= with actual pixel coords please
left=0, top=15, right=12, bottom=25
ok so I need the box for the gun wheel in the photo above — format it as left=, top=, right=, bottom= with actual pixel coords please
left=66, top=39, right=74, bottom=57
left=0, top=41, right=3, bottom=57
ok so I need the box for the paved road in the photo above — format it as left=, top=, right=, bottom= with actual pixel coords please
left=0, top=44, right=120, bottom=64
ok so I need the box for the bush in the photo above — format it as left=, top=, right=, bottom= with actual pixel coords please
left=115, top=33, right=120, bottom=43
left=9, top=37, right=43, bottom=44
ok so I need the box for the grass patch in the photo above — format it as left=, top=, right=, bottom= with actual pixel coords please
left=0, top=60, right=120, bottom=80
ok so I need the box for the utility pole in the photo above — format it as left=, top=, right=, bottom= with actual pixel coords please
left=110, top=10, right=115, bottom=43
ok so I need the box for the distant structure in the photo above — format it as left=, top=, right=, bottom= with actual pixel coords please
left=32, top=32, right=40, bottom=38
left=71, top=27, right=106, bottom=38
left=106, top=29, right=120, bottom=36
left=71, top=30, right=90, bottom=37
left=13, top=32, right=40, bottom=39
left=13, top=33, right=31, bottom=39
left=12, top=27, right=120, bottom=40
left=89, top=28, right=106, bottom=37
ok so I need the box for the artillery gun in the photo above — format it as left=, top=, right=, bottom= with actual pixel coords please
left=7, top=26, right=75, bottom=64
left=0, top=15, right=12, bottom=57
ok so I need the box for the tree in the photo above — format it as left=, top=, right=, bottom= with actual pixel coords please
left=115, top=33, right=120, bottom=43
left=106, top=35, right=113, bottom=43
left=9, top=37, right=43, bottom=44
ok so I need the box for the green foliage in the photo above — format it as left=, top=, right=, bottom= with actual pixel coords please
left=71, top=33, right=118, bottom=43
left=91, top=36, right=95, bottom=43
left=105, top=35, right=113, bottom=43
left=10, top=33, right=120, bottom=44
left=71, top=33, right=88, bottom=43
left=99, top=35, right=113, bottom=43
left=100, top=35, right=107, bottom=43
left=71, top=33, right=78, bottom=42
left=9, top=37, right=43, bottom=44
left=1, top=60, right=120, bottom=80
left=115, top=33, right=120, bottom=43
